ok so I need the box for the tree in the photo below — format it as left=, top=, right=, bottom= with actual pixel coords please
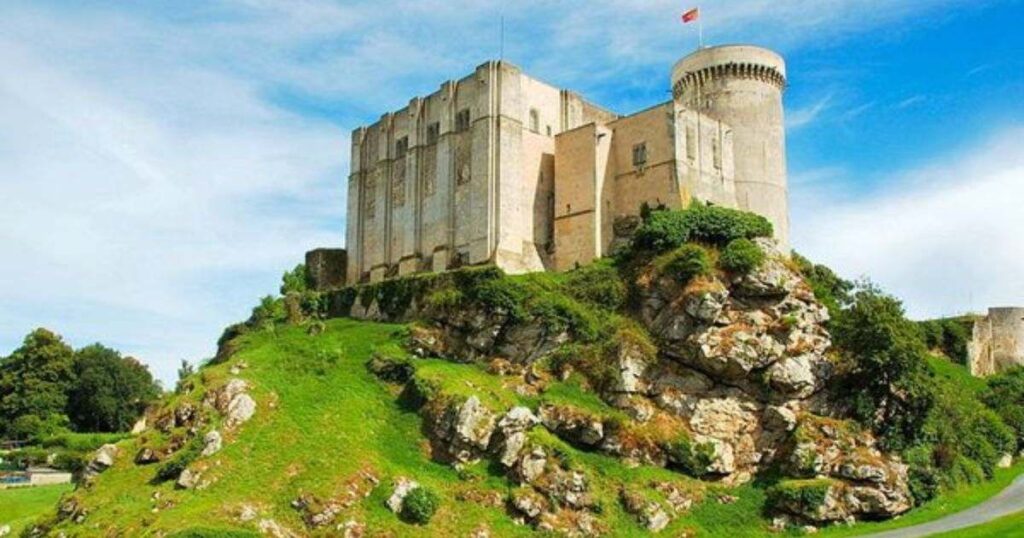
left=0, top=328, right=75, bottom=439
left=831, top=284, right=935, bottom=450
left=66, top=344, right=160, bottom=432
left=280, top=264, right=310, bottom=295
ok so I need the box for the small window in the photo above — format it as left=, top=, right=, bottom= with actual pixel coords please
left=546, top=125, right=552, bottom=136
left=685, top=125, right=696, bottom=161
left=455, top=109, right=471, bottom=132
left=632, top=142, right=647, bottom=167
left=712, top=136, right=722, bottom=169
left=395, top=136, right=409, bottom=159
left=426, top=122, right=440, bottom=144
left=529, top=108, right=539, bottom=133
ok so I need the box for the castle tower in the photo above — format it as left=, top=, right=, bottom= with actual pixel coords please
left=969, top=307, right=1024, bottom=376
left=671, top=45, right=789, bottom=250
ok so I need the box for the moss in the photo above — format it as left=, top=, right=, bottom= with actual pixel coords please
left=766, top=479, right=835, bottom=513
left=664, top=433, right=717, bottom=478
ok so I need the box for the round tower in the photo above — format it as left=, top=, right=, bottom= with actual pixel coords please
left=671, top=45, right=789, bottom=250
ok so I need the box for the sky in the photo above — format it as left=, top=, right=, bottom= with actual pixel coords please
left=1, top=0, right=1022, bottom=385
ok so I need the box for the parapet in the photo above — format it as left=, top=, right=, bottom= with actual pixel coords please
left=671, top=45, right=787, bottom=98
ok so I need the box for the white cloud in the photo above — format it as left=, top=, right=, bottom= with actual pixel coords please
left=0, top=0, right=988, bottom=383
left=787, top=94, right=834, bottom=130
left=792, top=126, right=1024, bottom=320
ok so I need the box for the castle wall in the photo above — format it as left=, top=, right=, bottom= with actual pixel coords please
left=608, top=103, right=681, bottom=220
left=553, top=123, right=613, bottom=271
left=969, top=307, right=1024, bottom=376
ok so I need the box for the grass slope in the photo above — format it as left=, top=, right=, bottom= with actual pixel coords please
left=40, top=319, right=1024, bottom=537
left=0, top=484, right=73, bottom=535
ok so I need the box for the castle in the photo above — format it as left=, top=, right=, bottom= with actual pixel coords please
left=968, top=307, right=1024, bottom=376
left=338, top=45, right=789, bottom=284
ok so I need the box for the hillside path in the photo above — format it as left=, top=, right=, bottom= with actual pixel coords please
left=861, top=473, right=1024, bottom=537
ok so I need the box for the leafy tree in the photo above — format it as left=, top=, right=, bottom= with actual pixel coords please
left=982, top=367, right=1024, bottom=451
left=831, top=284, right=935, bottom=450
left=67, top=344, right=160, bottom=432
left=0, top=328, right=75, bottom=439
left=280, top=264, right=311, bottom=295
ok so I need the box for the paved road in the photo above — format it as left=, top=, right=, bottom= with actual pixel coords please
left=862, top=473, right=1024, bottom=537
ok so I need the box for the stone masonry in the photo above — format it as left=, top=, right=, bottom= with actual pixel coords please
left=342, top=45, right=790, bottom=284
left=968, top=307, right=1024, bottom=376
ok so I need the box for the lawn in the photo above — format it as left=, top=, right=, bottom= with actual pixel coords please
left=931, top=509, right=1024, bottom=537
left=0, top=484, right=73, bottom=534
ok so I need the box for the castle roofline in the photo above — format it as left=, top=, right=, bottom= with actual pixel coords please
left=672, top=44, right=786, bottom=80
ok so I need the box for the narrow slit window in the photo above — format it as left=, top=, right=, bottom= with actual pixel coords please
left=632, top=142, right=647, bottom=167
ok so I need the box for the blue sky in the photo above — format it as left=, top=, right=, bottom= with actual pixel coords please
left=1, top=0, right=1022, bottom=384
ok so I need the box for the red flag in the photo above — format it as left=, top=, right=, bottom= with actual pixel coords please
left=682, top=8, right=699, bottom=23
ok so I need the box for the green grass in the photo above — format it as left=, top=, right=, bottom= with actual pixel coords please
left=44, top=319, right=1024, bottom=537
left=927, top=355, right=987, bottom=395
left=930, top=509, right=1024, bottom=537
left=0, top=484, right=73, bottom=534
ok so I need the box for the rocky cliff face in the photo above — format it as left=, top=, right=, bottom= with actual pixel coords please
left=352, top=239, right=912, bottom=527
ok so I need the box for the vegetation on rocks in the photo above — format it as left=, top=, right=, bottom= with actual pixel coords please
left=17, top=204, right=1023, bottom=537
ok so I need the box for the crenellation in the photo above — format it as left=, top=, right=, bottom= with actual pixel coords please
left=338, top=44, right=791, bottom=283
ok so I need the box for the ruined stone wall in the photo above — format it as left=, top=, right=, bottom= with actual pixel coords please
left=969, top=307, right=1024, bottom=376
left=306, top=249, right=347, bottom=291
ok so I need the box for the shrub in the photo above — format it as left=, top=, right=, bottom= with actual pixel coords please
left=280, top=264, right=311, bottom=295
left=655, top=245, right=712, bottom=283
left=766, top=479, right=834, bottom=513
left=664, top=434, right=716, bottom=477
left=917, top=317, right=972, bottom=364
left=633, top=203, right=772, bottom=253
left=401, top=485, right=440, bottom=524
left=718, top=238, right=766, bottom=274
left=983, top=367, right=1024, bottom=450
left=156, top=437, right=203, bottom=482
left=563, top=261, right=627, bottom=311
left=250, top=296, right=285, bottom=328
left=792, top=253, right=853, bottom=319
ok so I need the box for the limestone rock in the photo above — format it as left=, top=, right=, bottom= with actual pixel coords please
left=201, top=430, right=223, bottom=457
left=539, top=405, right=604, bottom=447
left=226, top=393, right=257, bottom=428
left=85, top=444, right=119, bottom=477
left=134, top=447, right=160, bottom=465
left=176, top=469, right=200, bottom=490
left=510, top=488, right=548, bottom=519
left=493, top=407, right=540, bottom=467
left=386, top=477, right=419, bottom=514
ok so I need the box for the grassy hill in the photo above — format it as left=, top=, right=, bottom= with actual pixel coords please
left=37, top=318, right=781, bottom=537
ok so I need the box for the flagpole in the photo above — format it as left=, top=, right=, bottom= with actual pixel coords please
left=698, top=5, right=704, bottom=49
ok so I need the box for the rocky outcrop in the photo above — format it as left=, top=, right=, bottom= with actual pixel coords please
left=424, top=395, right=497, bottom=464
left=84, top=444, right=119, bottom=478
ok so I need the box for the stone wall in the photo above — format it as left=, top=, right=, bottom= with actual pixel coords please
left=305, top=249, right=347, bottom=291
left=968, top=307, right=1024, bottom=376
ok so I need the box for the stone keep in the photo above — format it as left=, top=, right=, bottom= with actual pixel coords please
left=344, top=45, right=790, bottom=283
left=968, top=307, right=1024, bottom=377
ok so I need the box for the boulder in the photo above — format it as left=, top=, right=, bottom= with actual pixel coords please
left=226, top=393, right=257, bottom=428
left=386, top=477, right=419, bottom=514
left=134, top=447, right=160, bottom=465
left=539, top=405, right=604, bottom=447
left=201, top=430, right=223, bottom=457
left=85, top=444, right=119, bottom=477
left=493, top=407, right=539, bottom=467
left=176, top=469, right=200, bottom=490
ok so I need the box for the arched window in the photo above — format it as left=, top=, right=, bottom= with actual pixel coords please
left=529, top=108, right=540, bottom=133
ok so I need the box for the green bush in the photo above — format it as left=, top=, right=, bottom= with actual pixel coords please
left=156, top=437, right=202, bottom=482
left=917, top=317, right=972, bottom=364
left=792, top=253, right=853, bottom=319
left=983, top=367, right=1024, bottom=450
left=718, top=238, right=766, bottom=274
left=563, top=261, right=627, bottom=311
left=656, top=245, right=712, bottom=283
left=280, top=264, right=311, bottom=295
left=633, top=203, right=772, bottom=253
left=401, top=485, right=440, bottom=524
left=766, top=479, right=834, bottom=513
left=664, top=434, right=716, bottom=477
left=250, top=296, right=285, bottom=328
